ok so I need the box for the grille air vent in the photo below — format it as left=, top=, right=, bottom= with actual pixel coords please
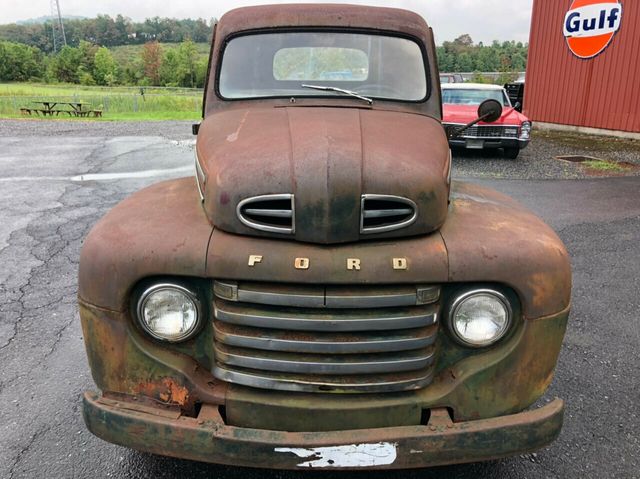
left=237, top=194, right=295, bottom=234
left=361, top=195, right=417, bottom=234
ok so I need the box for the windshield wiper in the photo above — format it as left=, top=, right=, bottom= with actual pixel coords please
left=301, top=84, right=373, bottom=105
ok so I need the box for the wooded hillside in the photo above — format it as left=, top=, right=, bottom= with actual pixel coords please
left=0, top=16, right=527, bottom=88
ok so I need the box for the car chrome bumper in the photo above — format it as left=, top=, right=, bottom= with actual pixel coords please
left=449, top=138, right=530, bottom=150
left=83, top=391, right=563, bottom=470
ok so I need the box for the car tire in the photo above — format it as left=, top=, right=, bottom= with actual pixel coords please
left=504, top=148, right=520, bottom=160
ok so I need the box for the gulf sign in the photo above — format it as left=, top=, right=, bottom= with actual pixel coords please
left=563, top=0, right=623, bottom=59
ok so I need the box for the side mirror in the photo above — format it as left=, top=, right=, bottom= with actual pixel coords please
left=448, top=99, right=504, bottom=139
left=477, top=99, right=503, bottom=123
left=514, top=101, right=522, bottom=112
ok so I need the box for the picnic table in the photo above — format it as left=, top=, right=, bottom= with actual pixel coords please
left=20, top=101, right=103, bottom=118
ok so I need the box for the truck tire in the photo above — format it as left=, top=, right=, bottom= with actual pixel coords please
left=504, top=147, right=520, bottom=160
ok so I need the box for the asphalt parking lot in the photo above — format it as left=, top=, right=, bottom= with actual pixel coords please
left=0, top=120, right=638, bottom=478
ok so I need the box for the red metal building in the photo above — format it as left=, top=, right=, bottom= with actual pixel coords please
left=525, top=0, right=640, bottom=135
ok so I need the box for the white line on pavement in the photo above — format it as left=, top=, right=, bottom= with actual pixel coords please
left=0, top=166, right=193, bottom=182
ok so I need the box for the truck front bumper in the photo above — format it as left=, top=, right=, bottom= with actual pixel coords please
left=83, top=392, right=563, bottom=470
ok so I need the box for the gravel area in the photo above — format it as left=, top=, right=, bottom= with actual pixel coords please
left=452, top=129, right=640, bottom=179
left=1, top=119, right=638, bottom=179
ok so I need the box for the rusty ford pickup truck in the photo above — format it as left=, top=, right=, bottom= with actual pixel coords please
left=79, top=4, right=571, bottom=470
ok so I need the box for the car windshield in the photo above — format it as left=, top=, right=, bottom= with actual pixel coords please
left=442, top=88, right=511, bottom=106
left=219, top=31, right=428, bottom=102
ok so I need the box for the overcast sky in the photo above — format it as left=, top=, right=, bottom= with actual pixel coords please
left=1, top=0, right=534, bottom=45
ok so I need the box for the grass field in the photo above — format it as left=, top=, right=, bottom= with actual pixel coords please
left=0, top=83, right=204, bottom=121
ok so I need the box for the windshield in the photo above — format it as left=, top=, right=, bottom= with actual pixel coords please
left=442, top=88, right=511, bottom=106
left=219, top=31, right=428, bottom=102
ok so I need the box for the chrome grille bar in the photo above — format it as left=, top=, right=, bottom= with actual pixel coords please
left=214, top=300, right=437, bottom=332
left=215, top=344, right=435, bottom=375
left=212, top=366, right=435, bottom=393
left=214, top=321, right=438, bottom=354
left=236, top=285, right=325, bottom=308
left=215, top=281, right=440, bottom=309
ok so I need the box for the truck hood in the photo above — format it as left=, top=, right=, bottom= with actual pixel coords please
left=196, top=107, right=450, bottom=244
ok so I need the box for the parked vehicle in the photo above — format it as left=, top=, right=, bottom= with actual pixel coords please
left=505, top=75, right=525, bottom=113
left=443, top=83, right=532, bottom=159
left=79, top=4, right=570, bottom=470
left=440, top=73, right=464, bottom=84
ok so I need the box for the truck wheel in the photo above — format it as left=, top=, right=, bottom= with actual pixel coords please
left=504, top=148, right=520, bottom=160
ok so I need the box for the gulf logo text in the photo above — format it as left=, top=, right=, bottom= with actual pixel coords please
left=563, top=1, right=622, bottom=59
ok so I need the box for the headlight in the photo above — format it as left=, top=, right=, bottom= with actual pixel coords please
left=444, top=124, right=458, bottom=139
left=137, top=284, right=201, bottom=342
left=448, top=289, right=512, bottom=347
left=520, top=121, right=532, bottom=140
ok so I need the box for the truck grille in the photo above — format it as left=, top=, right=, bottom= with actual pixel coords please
left=212, top=281, right=440, bottom=393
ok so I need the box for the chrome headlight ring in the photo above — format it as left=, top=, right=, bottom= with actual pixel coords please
left=136, top=283, right=202, bottom=343
left=447, top=288, right=514, bottom=348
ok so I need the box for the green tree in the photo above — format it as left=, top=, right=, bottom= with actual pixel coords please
left=94, top=15, right=119, bottom=46
left=78, top=41, right=98, bottom=73
left=94, top=46, right=118, bottom=85
left=48, top=41, right=99, bottom=84
left=454, top=34, right=474, bottom=48
left=195, top=57, right=209, bottom=88
left=0, top=41, right=43, bottom=81
left=436, top=34, right=528, bottom=79
left=456, top=52, right=474, bottom=72
left=51, top=45, right=83, bottom=82
left=0, top=16, right=213, bottom=50
left=77, top=66, right=96, bottom=85
left=159, top=48, right=180, bottom=86
left=114, top=15, right=132, bottom=45
left=510, top=53, right=527, bottom=72
left=175, top=39, right=198, bottom=87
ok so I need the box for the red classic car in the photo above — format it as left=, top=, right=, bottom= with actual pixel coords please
left=442, top=83, right=531, bottom=159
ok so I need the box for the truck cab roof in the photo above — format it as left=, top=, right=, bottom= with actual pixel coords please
left=204, top=4, right=441, bottom=119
